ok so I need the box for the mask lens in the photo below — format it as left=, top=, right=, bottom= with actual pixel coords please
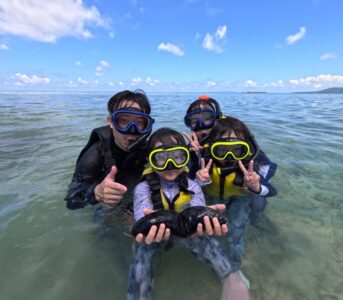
left=185, top=109, right=215, bottom=130
left=169, top=149, right=187, bottom=165
left=152, top=151, right=169, bottom=167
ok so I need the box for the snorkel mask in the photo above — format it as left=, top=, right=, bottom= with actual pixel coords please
left=184, top=109, right=217, bottom=132
left=111, top=109, right=154, bottom=136
left=207, top=136, right=260, bottom=172
left=184, top=96, right=223, bottom=133
left=149, top=146, right=190, bottom=171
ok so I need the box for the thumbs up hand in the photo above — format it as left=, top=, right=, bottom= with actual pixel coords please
left=94, top=166, right=128, bottom=206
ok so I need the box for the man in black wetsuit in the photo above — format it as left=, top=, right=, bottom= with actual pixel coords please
left=65, top=90, right=154, bottom=209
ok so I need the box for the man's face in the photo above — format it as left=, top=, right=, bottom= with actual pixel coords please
left=108, top=101, right=143, bottom=151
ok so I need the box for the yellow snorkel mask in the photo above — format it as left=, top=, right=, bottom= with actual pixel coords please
left=149, top=146, right=190, bottom=171
left=210, top=139, right=251, bottom=161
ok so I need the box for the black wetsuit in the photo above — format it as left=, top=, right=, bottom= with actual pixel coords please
left=65, top=126, right=148, bottom=209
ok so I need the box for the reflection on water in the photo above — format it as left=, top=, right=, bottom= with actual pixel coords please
left=0, top=92, right=342, bottom=300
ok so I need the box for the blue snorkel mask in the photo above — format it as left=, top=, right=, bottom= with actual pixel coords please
left=184, top=109, right=218, bottom=132
left=111, top=109, right=154, bottom=136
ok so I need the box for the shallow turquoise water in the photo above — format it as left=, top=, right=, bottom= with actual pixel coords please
left=0, top=92, right=342, bottom=300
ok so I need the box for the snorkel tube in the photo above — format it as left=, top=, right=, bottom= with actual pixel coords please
left=127, top=130, right=151, bottom=152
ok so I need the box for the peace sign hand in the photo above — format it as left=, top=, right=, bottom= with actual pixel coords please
left=238, top=160, right=261, bottom=193
left=183, top=131, right=203, bottom=153
left=196, top=158, right=213, bottom=183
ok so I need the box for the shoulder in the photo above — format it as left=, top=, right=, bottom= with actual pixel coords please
left=134, top=180, right=150, bottom=194
left=76, top=142, right=103, bottom=175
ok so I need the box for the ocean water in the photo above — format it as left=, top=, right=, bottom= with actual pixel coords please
left=0, top=92, right=342, bottom=300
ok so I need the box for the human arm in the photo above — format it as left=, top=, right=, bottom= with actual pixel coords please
left=65, top=143, right=127, bottom=209
left=238, top=149, right=278, bottom=197
left=254, top=150, right=277, bottom=197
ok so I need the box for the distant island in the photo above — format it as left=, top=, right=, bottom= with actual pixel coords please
left=242, top=91, right=267, bottom=94
left=295, top=87, right=343, bottom=94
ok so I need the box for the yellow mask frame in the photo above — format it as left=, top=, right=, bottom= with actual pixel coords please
left=149, top=146, right=190, bottom=171
left=210, top=140, right=251, bottom=161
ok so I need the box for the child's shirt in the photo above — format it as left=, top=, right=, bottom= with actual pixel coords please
left=133, top=178, right=205, bottom=221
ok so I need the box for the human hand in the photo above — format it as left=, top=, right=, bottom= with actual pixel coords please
left=135, top=209, right=171, bottom=244
left=238, top=160, right=261, bottom=193
left=183, top=131, right=203, bottom=153
left=94, top=166, right=127, bottom=205
left=196, top=158, right=213, bottom=183
left=196, top=204, right=228, bottom=237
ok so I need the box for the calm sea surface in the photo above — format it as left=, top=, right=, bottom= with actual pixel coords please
left=0, top=92, right=342, bottom=300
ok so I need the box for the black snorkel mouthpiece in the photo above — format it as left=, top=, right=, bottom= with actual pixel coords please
left=127, top=130, right=151, bottom=152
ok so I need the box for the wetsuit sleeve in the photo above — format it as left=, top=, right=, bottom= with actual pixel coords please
left=254, top=150, right=278, bottom=197
left=133, top=181, right=154, bottom=221
left=65, top=143, right=105, bottom=209
left=188, top=179, right=206, bottom=207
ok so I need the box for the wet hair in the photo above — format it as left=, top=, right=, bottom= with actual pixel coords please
left=148, top=128, right=186, bottom=151
left=186, top=96, right=222, bottom=117
left=186, top=98, right=217, bottom=114
left=107, top=90, right=151, bottom=114
left=209, top=117, right=252, bottom=142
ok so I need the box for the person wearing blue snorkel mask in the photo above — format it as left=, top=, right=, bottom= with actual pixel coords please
left=65, top=90, right=154, bottom=209
left=183, top=96, right=278, bottom=293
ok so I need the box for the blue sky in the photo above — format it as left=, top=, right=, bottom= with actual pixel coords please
left=0, top=0, right=342, bottom=92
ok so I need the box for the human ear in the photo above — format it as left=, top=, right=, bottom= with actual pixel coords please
left=107, top=116, right=114, bottom=129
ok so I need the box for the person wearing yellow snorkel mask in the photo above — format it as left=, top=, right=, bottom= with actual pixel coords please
left=183, top=97, right=277, bottom=291
left=127, top=127, right=251, bottom=300
left=183, top=96, right=277, bottom=204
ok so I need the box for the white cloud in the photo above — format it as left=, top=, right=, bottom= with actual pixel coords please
left=68, top=77, right=88, bottom=86
left=0, top=42, right=9, bottom=50
left=74, top=61, right=82, bottom=66
left=118, top=81, right=124, bottom=86
left=244, top=80, right=257, bottom=87
left=0, top=0, right=109, bottom=43
left=77, top=77, right=88, bottom=84
left=108, top=81, right=114, bottom=86
left=131, top=77, right=142, bottom=86
left=215, top=25, right=227, bottom=39
left=12, top=73, right=50, bottom=85
left=289, top=74, right=343, bottom=86
left=268, top=80, right=284, bottom=88
left=95, top=60, right=110, bottom=76
left=202, top=25, right=227, bottom=53
left=146, top=77, right=160, bottom=86
left=320, top=52, right=337, bottom=60
left=206, top=81, right=217, bottom=87
left=286, top=26, right=306, bottom=45
left=158, top=42, right=184, bottom=56
left=109, top=32, right=115, bottom=39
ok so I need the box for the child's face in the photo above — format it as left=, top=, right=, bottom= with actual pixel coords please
left=152, top=139, right=185, bottom=182
left=216, top=131, right=239, bottom=166
left=190, top=103, right=216, bottom=142
left=155, top=168, right=184, bottom=181
left=195, top=128, right=212, bottom=142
